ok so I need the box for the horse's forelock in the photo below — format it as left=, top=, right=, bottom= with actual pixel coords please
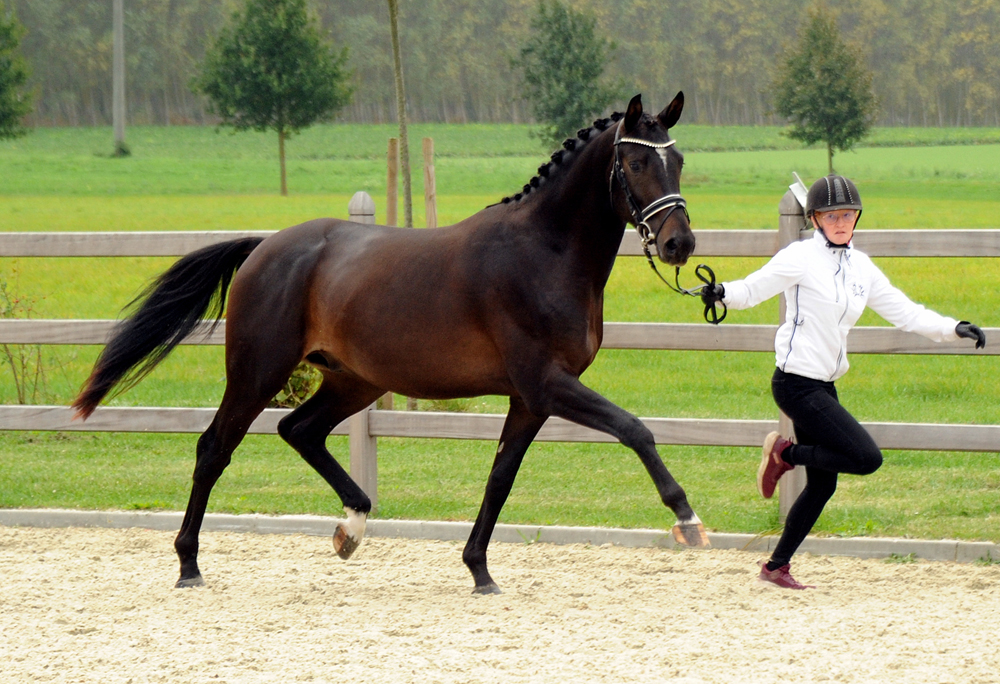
left=635, top=112, right=673, bottom=141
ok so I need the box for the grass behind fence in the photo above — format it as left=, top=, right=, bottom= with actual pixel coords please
left=4, top=431, right=997, bottom=542
left=1, top=123, right=998, bottom=543
left=5, top=124, right=1000, bottom=199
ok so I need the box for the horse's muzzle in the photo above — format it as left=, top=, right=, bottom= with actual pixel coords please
left=659, top=231, right=695, bottom=266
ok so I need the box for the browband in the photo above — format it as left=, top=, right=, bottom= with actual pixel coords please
left=616, top=136, right=676, bottom=149
left=613, top=118, right=676, bottom=149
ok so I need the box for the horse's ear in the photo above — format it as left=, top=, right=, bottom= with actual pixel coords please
left=623, top=94, right=643, bottom=133
left=657, top=91, right=684, bottom=130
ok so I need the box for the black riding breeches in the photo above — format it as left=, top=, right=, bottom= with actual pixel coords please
left=768, top=368, right=883, bottom=567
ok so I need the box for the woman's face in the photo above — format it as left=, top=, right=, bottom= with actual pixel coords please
left=812, top=209, right=858, bottom=245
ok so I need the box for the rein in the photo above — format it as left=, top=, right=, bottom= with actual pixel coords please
left=668, top=263, right=727, bottom=324
left=609, top=124, right=726, bottom=324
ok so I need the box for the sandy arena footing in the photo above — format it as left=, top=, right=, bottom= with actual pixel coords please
left=2, top=525, right=998, bottom=683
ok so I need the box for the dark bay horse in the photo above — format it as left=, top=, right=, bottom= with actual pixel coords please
left=73, top=93, right=708, bottom=594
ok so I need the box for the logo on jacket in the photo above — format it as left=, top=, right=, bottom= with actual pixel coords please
left=851, top=283, right=866, bottom=298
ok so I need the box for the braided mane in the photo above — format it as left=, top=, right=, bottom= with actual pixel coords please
left=496, top=112, right=624, bottom=205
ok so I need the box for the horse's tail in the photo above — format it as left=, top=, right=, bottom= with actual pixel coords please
left=72, top=237, right=265, bottom=420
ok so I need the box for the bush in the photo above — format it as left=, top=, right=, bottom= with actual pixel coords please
left=269, top=362, right=321, bottom=408
left=0, top=270, right=48, bottom=403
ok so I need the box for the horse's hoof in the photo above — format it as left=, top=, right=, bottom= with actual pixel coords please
left=175, top=574, right=205, bottom=589
left=472, top=582, right=502, bottom=596
left=672, top=520, right=711, bottom=548
left=333, top=524, right=360, bottom=560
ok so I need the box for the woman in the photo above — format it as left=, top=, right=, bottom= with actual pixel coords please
left=700, top=174, right=987, bottom=589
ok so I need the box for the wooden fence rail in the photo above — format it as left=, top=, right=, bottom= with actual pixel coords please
left=3, top=228, right=1000, bottom=258
left=2, top=191, right=997, bottom=515
left=1, top=405, right=997, bottom=452
left=2, top=319, right=997, bottom=355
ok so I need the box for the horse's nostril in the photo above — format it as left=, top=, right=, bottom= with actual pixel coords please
left=664, top=238, right=678, bottom=254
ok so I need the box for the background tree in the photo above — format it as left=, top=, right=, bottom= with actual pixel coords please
left=7, top=0, right=1000, bottom=128
left=0, top=0, right=32, bottom=140
left=514, top=0, right=624, bottom=147
left=194, top=0, right=352, bottom=195
left=772, top=3, right=877, bottom=173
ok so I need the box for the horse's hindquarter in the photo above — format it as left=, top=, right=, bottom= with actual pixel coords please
left=225, top=220, right=340, bottom=385
left=304, top=222, right=512, bottom=398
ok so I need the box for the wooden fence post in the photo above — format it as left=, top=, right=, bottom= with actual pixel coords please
left=386, top=137, right=413, bottom=410
left=348, top=191, right=375, bottom=225
left=376, top=156, right=399, bottom=411
left=396, top=138, right=440, bottom=412
left=347, top=192, right=378, bottom=509
left=777, top=188, right=809, bottom=522
left=387, top=138, right=399, bottom=228
left=348, top=404, right=378, bottom=511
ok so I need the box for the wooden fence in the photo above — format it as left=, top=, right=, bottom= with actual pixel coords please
left=1, top=190, right=998, bottom=519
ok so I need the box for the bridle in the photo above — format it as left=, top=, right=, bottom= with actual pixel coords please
left=609, top=122, right=726, bottom=324
left=610, top=122, right=689, bottom=256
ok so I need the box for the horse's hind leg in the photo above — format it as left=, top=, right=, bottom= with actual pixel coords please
left=463, top=396, right=546, bottom=595
left=173, top=379, right=285, bottom=588
left=277, top=372, right=384, bottom=559
left=174, top=329, right=300, bottom=587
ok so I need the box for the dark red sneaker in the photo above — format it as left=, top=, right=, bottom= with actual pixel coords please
left=758, top=431, right=795, bottom=499
left=757, top=561, right=815, bottom=590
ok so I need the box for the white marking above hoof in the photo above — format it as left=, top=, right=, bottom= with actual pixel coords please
left=343, top=506, right=367, bottom=543
left=333, top=507, right=368, bottom=560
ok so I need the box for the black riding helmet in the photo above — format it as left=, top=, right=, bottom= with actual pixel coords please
left=806, top=174, right=862, bottom=219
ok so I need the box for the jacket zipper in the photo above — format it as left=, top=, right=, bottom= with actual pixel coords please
left=832, top=250, right=850, bottom=379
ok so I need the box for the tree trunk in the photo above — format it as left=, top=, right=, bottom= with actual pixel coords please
left=387, top=0, right=413, bottom=228
left=112, top=0, right=127, bottom=155
left=279, top=129, right=288, bottom=197
left=827, top=142, right=834, bottom=174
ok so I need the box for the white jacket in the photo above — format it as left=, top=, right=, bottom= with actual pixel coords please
left=722, top=230, right=959, bottom=382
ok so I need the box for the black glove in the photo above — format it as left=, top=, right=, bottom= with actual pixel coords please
left=955, top=321, right=986, bottom=349
left=700, top=282, right=725, bottom=308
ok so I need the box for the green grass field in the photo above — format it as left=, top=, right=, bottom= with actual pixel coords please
left=1, top=124, right=998, bottom=543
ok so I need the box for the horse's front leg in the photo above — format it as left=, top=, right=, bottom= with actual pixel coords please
left=529, top=372, right=710, bottom=548
left=463, top=396, right=547, bottom=595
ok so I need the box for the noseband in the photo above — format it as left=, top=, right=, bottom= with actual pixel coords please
left=609, top=122, right=726, bottom=324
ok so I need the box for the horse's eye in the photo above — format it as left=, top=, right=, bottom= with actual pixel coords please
left=628, top=161, right=641, bottom=172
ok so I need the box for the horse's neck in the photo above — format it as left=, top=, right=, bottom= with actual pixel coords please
left=547, top=139, right=626, bottom=281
